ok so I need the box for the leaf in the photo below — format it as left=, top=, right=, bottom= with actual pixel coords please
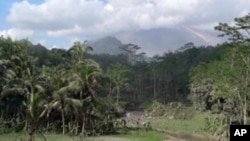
left=35, top=84, right=45, bottom=94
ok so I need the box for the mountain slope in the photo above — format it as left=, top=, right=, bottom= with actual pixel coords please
left=88, top=27, right=222, bottom=57
left=89, top=36, right=124, bottom=55
left=115, top=27, right=221, bottom=56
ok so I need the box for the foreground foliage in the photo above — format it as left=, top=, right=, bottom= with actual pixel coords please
left=0, top=38, right=117, bottom=141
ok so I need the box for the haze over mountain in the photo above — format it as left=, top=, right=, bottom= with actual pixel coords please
left=89, top=27, right=222, bottom=57
left=89, top=36, right=124, bottom=55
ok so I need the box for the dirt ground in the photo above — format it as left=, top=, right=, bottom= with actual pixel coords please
left=85, top=136, right=132, bottom=141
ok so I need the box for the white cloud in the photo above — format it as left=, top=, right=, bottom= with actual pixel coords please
left=104, top=4, right=114, bottom=12
left=3, top=0, right=250, bottom=51
left=6, top=0, right=212, bottom=38
left=192, top=22, right=218, bottom=30
left=108, top=0, right=145, bottom=7
left=7, top=0, right=104, bottom=31
left=239, top=9, right=250, bottom=17
left=0, top=28, right=34, bottom=40
left=47, top=24, right=85, bottom=37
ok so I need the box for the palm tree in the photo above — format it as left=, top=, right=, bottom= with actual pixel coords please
left=0, top=69, right=25, bottom=122
left=48, top=68, right=69, bottom=135
left=1, top=55, right=48, bottom=141
left=20, top=58, right=49, bottom=141
left=42, top=40, right=100, bottom=135
left=67, top=40, right=93, bottom=64
left=106, top=63, right=129, bottom=106
left=66, top=41, right=102, bottom=135
left=0, top=38, right=46, bottom=141
left=43, top=66, right=83, bottom=135
left=70, top=59, right=102, bottom=135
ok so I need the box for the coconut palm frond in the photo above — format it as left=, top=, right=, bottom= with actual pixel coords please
left=29, top=92, right=47, bottom=119
left=39, top=102, right=55, bottom=118
left=39, top=107, right=48, bottom=118
left=1, top=87, right=26, bottom=97
left=24, top=79, right=31, bottom=86
left=10, top=55, right=22, bottom=61
left=35, top=84, right=45, bottom=94
left=65, top=98, right=83, bottom=108
left=84, top=59, right=102, bottom=72
left=52, top=101, right=60, bottom=107
left=6, top=78, right=24, bottom=87
left=6, top=69, right=16, bottom=79
left=0, top=59, right=11, bottom=66
left=57, top=86, right=70, bottom=96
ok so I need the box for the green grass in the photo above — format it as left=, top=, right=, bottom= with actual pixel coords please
left=149, top=117, right=205, bottom=132
left=140, top=110, right=227, bottom=141
left=143, top=108, right=211, bottom=133
left=116, top=130, right=166, bottom=141
left=0, top=133, right=74, bottom=141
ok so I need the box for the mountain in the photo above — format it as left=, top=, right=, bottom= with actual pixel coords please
left=114, top=27, right=222, bottom=56
left=88, top=27, right=222, bottom=57
left=89, top=36, right=124, bottom=55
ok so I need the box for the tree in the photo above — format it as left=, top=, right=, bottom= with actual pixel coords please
left=215, top=13, right=250, bottom=125
left=67, top=40, right=93, bottom=64
left=106, top=63, right=129, bottom=106
left=121, top=43, right=141, bottom=65
left=70, top=59, right=102, bottom=135
left=189, top=13, right=250, bottom=137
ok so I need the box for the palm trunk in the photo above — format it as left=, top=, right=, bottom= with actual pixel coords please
left=116, top=86, right=120, bottom=106
left=28, top=123, right=34, bottom=141
left=25, top=114, right=28, bottom=130
left=243, top=57, right=249, bottom=125
left=153, top=74, right=156, bottom=99
left=116, top=77, right=120, bottom=106
left=109, top=77, right=112, bottom=96
left=243, top=95, right=248, bottom=124
left=81, top=114, right=85, bottom=136
left=61, top=103, right=66, bottom=135
left=46, top=118, right=50, bottom=133
left=75, top=118, right=78, bottom=135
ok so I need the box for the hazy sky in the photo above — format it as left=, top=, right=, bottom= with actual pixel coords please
left=0, top=0, right=249, bottom=49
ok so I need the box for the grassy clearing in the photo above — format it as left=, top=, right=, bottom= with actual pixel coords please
left=148, top=117, right=205, bottom=132
left=115, top=130, right=166, bottom=141
left=141, top=110, right=228, bottom=141
left=143, top=106, right=211, bottom=134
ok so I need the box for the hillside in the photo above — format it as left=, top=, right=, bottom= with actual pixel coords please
left=89, top=36, right=124, bottom=55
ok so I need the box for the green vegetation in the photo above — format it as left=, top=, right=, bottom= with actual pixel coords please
left=147, top=117, right=205, bottom=132
left=190, top=13, right=250, bottom=136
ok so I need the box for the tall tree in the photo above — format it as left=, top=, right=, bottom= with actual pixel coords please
left=215, top=13, right=250, bottom=124
left=106, top=63, right=129, bottom=106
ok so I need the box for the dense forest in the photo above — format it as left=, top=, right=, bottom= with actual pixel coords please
left=0, top=13, right=250, bottom=141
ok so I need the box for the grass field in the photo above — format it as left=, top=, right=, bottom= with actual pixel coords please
left=143, top=107, right=209, bottom=133
left=145, top=117, right=205, bottom=132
